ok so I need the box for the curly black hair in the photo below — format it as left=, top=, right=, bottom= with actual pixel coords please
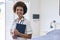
left=13, top=1, right=27, bottom=15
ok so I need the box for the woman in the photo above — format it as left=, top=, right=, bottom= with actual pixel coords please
left=10, top=1, right=32, bottom=40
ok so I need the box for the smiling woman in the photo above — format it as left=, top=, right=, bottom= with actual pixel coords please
left=10, top=1, right=32, bottom=40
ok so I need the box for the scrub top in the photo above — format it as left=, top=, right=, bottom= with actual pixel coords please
left=10, top=17, right=32, bottom=40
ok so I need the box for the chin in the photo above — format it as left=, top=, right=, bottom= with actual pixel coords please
left=18, top=16, right=23, bottom=17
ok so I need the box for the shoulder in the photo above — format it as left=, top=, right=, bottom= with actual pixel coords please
left=13, top=18, right=18, bottom=23
left=24, top=18, right=31, bottom=24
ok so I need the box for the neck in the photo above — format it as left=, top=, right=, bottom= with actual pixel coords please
left=18, top=16, right=23, bottom=20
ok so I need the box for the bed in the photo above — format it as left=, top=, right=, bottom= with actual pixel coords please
left=31, top=29, right=60, bottom=40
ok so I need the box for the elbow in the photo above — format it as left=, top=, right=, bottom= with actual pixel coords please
left=28, top=34, right=32, bottom=39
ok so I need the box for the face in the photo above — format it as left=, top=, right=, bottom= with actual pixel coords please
left=15, top=6, right=24, bottom=18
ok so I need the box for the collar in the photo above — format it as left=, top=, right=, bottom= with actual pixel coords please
left=18, top=17, right=24, bottom=23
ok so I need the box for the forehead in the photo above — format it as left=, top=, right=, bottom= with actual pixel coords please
left=16, top=6, right=23, bottom=9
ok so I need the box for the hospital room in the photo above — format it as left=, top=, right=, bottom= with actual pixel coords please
left=4, top=0, right=60, bottom=40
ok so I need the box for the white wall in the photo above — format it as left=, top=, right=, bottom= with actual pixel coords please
left=29, top=0, right=40, bottom=37
left=0, top=1, right=5, bottom=40
left=40, top=0, right=60, bottom=36
left=6, top=1, right=15, bottom=40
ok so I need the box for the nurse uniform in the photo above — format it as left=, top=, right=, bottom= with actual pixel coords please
left=10, top=17, right=32, bottom=40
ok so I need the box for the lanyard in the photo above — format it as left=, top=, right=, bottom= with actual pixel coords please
left=19, top=17, right=24, bottom=24
left=20, top=20, right=24, bottom=24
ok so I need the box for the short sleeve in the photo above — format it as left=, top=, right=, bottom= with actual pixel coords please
left=26, top=21, right=32, bottom=34
left=10, top=20, right=16, bottom=33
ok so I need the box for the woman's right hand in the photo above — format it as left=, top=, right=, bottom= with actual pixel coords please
left=12, top=35, right=17, bottom=39
left=10, top=29, right=15, bottom=35
left=10, top=29, right=17, bottom=39
left=10, top=31, right=14, bottom=35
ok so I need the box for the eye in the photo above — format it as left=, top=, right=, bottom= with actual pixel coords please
left=16, top=9, right=19, bottom=11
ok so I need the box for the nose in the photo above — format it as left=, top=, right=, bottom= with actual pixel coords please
left=18, top=10, right=21, bottom=12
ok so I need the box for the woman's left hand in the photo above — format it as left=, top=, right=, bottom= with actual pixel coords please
left=14, top=29, right=21, bottom=36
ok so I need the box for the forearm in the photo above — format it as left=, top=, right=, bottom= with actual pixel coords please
left=14, top=29, right=32, bottom=39
left=18, top=33, right=32, bottom=39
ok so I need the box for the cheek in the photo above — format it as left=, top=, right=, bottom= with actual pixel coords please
left=15, top=10, right=24, bottom=16
left=17, top=13, right=23, bottom=16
